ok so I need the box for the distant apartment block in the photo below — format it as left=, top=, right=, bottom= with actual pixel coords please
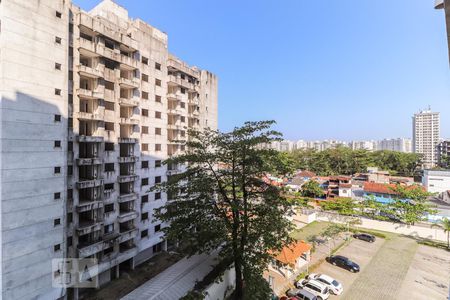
left=349, top=140, right=376, bottom=151
left=412, top=109, right=440, bottom=168
left=437, top=140, right=450, bottom=167
left=376, top=138, right=412, bottom=153
left=0, top=0, right=218, bottom=299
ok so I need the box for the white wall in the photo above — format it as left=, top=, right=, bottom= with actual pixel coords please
left=422, top=170, right=450, bottom=193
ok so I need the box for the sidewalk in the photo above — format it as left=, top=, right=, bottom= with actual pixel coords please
left=121, top=252, right=219, bottom=300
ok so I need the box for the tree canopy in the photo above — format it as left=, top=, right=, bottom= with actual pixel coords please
left=153, top=121, right=293, bottom=299
left=287, top=147, right=422, bottom=177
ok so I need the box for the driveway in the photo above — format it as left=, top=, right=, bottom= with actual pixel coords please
left=312, top=238, right=384, bottom=299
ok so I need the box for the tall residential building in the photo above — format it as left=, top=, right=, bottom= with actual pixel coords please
left=349, top=140, right=376, bottom=151
left=412, top=109, right=440, bottom=168
left=0, top=1, right=218, bottom=299
left=435, top=0, right=450, bottom=64
left=376, top=138, right=412, bottom=153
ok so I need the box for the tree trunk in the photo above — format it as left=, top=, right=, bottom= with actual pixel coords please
left=234, top=259, right=244, bottom=299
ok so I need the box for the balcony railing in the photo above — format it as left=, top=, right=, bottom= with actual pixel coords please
left=118, top=228, right=138, bottom=243
left=118, top=77, right=140, bottom=89
left=76, top=158, right=103, bottom=166
left=118, top=193, right=138, bottom=203
left=117, top=211, right=138, bottom=223
left=119, top=117, right=139, bottom=126
left=76, top=220, right=103, bottom=236
left=76, top=179, right=104, bottom=189
left=75, top=111, right=104, bottom=121
left=76, top=200, right=104, bottom=213
left=120, top=55, right=138, bottom=69
left=78, top=38, right=96, bottom=54
left=77, top=135, right=104, bottom=143
left=77, top=239, right=104, bottom=258
left=119, top=97, right=139, bottom=107
left=77, top=64, right=103, bottom=78
left=118, top=156, right=139, bottom=163
left=117, top=174, right=139, bottom=183
left=118, top=138, right=138, bottom=144
left=77, top=87, right=105, bottom=99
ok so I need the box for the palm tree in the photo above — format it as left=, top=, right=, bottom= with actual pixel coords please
left=432, top=218, right=450, bottom=249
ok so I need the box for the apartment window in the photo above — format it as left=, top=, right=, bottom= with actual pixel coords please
left=55, top=63, right=61, bottom=70
left=104, top=247, right=113, bottom=255
left=54, top=218, right=61, bottom=226
left=180, top=88, right=186, bottom=94
left=105, top=122, right=114, bottom=131
left=105, top=101, right=114, bottom=111
left=141, top=229, right=148, bottom=238
left=141, top=126, right=149, bottom=134
left=68, top=165, right=73, bottom=176
left=56, top=11, right=62, bottom=18
left=105, top=142, right=114, bottom=151
left=155, top=160, right=162, bottom=168
left=142, top=56, right=149, bottom=64
left=54, top=114, right=61, bottom=122
left=55, top=36, right=62, bottom=44
left=104, top=183, right=114, bottom=191
left=155, top=176, right=161, bottom=184
left=141, top=212, right=149, bottom=221
left=181, top=130, right=186, bottom=137
left=142, top=74, right=149, bottom=82
left=180, top=102, right=185, bottom=109
left=105, top=39, right=115, bottom=50
left=155, top=144, right=161, bottom=151
left=104, top=204, right=114, bottom=213
left=154, top=224, right=161, bottom=233
left=105, top=81, right=114, bottom=91
left=180, top=116, right=185, bottom=123
left=68, top=118, right=73, bottom=128
left=55, top=89, right=61, bottom=95
left=54, top=140, right=61, bottom=148
left=141, top=178, right=149, bottom=186
left=141, top=161, right=149, bottom=169
left=142, top=91, right=149, bottom=100
left=67, top=236, right=73, bottom=247
left=155, top=128, right=161, bottom=135
left=141, top=194, right=149, bottom=203
left=105, top=163, right=114, bottom=172
left=155, top=95, right=162, bottom=103
left=155, top=62, right=161, bottom=70
left=141, top=109, right=149, bottom=117
left=142, top=144, right=148, bottom=151
left=67, top=189, right=73, bottom=200
left=54, top=192, right=61, bottom=200
left=104, top=223, right=114, bottom=234
left=54, top=244, right=61, bottom=252
left=155, top=192, right=161, bottom=200
left=155, top=79, right=161, bottom=86
left=155, top=111, right=161, bottom=119
left=54, top=167, right=61, bottom=174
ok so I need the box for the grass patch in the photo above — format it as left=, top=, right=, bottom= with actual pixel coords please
left=290, top=221, right=330, bottom=241
left=348, top=227, right=392, bottom=239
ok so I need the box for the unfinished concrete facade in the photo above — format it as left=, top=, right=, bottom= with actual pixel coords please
left=0, top=0, right=218, bottom=299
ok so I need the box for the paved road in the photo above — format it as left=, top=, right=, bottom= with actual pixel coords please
left=121, top=252, right=218, bottom=300
left=343, top=236, right=418, bottom=300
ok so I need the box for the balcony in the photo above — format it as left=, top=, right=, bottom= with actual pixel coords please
left=119, top=97, right=139, bottom=107
left=118, top=77, right=140, bottom=89
left=118, top=193, right=138, bottom=203
left=77, top=87, right=104, bottom=99
left=77, top=135, right=103, bottom=143
left=117, top=174, right=139, bottom=183
left=167, top=108, right=182, bottom=115
left=75, top=111, right=104, bottom=121
left=76, top=158, right=103, bottom=166
left=168, top=123, right=184, bottom=130
left=118, top=156, right=139, bottom=163
left=77, top=38, right=96, bottom=54
left=167, top=169, right=181, bottom=176
left=117, top=211, right=138, bottom=223
left=76, top=220, right=103, bottom=236
left=77, top=64, right=103, bottom=78
left=76, top=200, right=104, bottom=213
left=118, top=138, right=138, bottom=144
left=77, top=239, right=104, bottom=258
left=167, top=93, right=182, bottom=101
left=97, top=44, right=121, bottom=62
left=76, top=179, right=103, bottom=189
left=119, top=117, right=139, bottom=126
left=120, top=55, right=138, bottom=69
left=118, top=228, right=138, bottom=243
left=167, top=57, right=200, bottom=78
left=104, top=89, right=115, bottom=102
left=168, top=75, right=196, bottom=90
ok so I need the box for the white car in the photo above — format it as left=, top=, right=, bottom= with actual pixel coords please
left=305, top=273, right=343, bottom=295
left=295, top=278, right=330, bottom=300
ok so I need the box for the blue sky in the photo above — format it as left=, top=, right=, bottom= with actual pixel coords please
left=74, top=0, right=450, bottom=141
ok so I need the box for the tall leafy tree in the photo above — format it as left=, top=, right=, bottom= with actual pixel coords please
left=300, top=180, right=325, bottom=198
left=153, top=121, right=293, bottom=299
left=387, top=184, right=436, bottom=225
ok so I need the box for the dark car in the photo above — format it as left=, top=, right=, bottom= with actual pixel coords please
left=353, top=233, right=375, bottom=242
left=326, top=255, right=360, bottom=273
left=286, top=288, right=318, bottom=300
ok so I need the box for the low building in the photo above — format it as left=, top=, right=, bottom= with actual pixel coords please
left=268, top=241, right=312, bottom=279
left=363, top=182, right=399, bottom=204
left=326, top=176, right=352, bottom=199
left=422, top=170, right=450, bottom=193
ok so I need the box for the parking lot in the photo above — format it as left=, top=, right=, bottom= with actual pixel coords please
left=308, top=235, right=450, bottom=300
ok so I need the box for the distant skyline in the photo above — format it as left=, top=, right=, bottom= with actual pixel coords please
left=74, top=0, right=450, bottom=140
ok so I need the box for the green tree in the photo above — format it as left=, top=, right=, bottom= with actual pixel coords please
left=300, top=180, right=324, bottom=198
left=153, top=121, right=293, bottom=300
left=360, top=195, right=390, bottom=220
left=320, top=198, right=358, bottom=215
left=431, top=218, right=450, bottom=249
left=388, top=184, right=436, bottom=225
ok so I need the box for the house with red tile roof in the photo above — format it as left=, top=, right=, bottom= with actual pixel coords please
left=268, top=241, right=312, bottom=279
